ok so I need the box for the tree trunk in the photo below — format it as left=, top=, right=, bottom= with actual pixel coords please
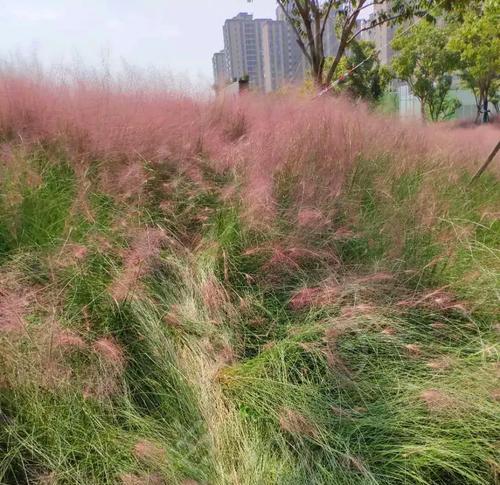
left=315, top=68, right=324, bottom=89
left=470, top=139, right=500, bottom=183
left=420, top=99, right=426, bottom=122
left=482, top=95, right=489, bottom=123
left=474, top=105, right=481, bottom=124
left=324, top=36, right=348, bottom=87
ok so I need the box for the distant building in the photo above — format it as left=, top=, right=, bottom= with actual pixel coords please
left=323, top=9, right=340, bottom=58
left=214, top=5, right=348, bottom=93
left=276, top=4, right=342, bottom=69
left=212, top=50, right=227, bottom=87
left=275, top=6, right=307, bottom=83
left=360, top=2, right=396, bottom=66
left=397, top=78, right=491, bottom=121
left=261, top=20, right=286, bottom=92
left=262, top=19, right=306, bottom=92
left=215, top=78, right=250, bottom=98
left=214, top=12, right=305, bottom=93
left=275, top=2, right=292, bottom=21
left=222, top=13, right=266, bottom=90
left=213, top=4, right=398, bottom=92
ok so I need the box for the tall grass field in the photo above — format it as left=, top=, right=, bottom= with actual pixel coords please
left=0, top=73, right=499, bottom=484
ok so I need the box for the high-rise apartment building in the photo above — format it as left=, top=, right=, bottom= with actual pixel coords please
left=360, top=3, right=396, bottom=65
left=216, top=5, right=355, bottom=93
left=212, top=50, right=227, bottom=87
left=323, top=9, right=340, bottom=58
left=222, top=13, right=266, bottom=90
left=276, top=4, right=342, bottom=69
left=275, top=6, right=307, bottom=83
left=262, top=18, right=306, bottom=92
left=213, top=6, right=396, bottom=92
left=216, top=12, right=305, bottom=93
left=261, top=20, right=287, bottom=92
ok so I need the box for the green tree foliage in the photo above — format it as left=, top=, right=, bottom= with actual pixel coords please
left=448, top=0, right=500, bottom=122
left=332, top=40, right=389, bottom=103
left=392, top=0, right=481, bottom=17
left=391, top=20, right=460, bottom=121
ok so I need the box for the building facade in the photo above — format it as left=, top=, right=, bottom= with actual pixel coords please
left=276, top=4, right=342, bottom=70
left=397, top=79, right=489, bottom=121
left=323, top=9, right=340, bottom=58
left=222, top=13, right=266, bottom=90
left=360, top=2, right=396, bottom=66
left=216, top=12, right=305, bottom=93
left=212, top=50, right=227, bottom=87
left=262, top=18, right=306, bottom=92
left=261, top=20, right=286, bottom=92
left=275, top=6, right=307, bottom=83
left=213, top=5, right=347, bottom=93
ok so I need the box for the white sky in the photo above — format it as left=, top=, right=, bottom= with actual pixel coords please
left=0, top=0, right=277, bottom=87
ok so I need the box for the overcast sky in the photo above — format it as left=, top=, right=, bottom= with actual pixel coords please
left=0, top=0, right=278, bottom=87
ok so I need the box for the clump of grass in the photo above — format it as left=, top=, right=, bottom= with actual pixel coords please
left=1, top=74, right=499, bottom=484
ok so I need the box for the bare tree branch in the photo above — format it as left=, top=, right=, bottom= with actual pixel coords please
left=277, top=2, right=312, bottom=63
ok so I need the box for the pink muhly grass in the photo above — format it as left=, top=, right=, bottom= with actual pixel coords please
left=54, top=243, right=89, bottom=268
left=264, top=246, right=303, bottom=272
left=342, top=455, right=369, bottom=476
left=163, top=305, right=183, bottom=328
left=324, top=319, right=360, bottom=345
left=426, top=356, right=453, bottom=371
left=132, top=439, right=167, bottom=464
left=404, top=343, right=423, bottom=357
left=110, top=228, right=166, bottom=301
left=1, top=72, right=497, bottom=225
left=0, top=289, right=31, bottom=333
left=93, top=337, right=125, bottom=367
left=419, top=289, right=461, bottom=310
left=200, top=278, right=228, bottom=316
left=340, top=303, right=377, bottom=318
left=490, top=389, right=500, bottom=402
left=289, top=283, right=342, bottom=310
left=380, top=326, right=398, bottom=336
left=120, top=473, right=165, bottom=485
left=332, top=227, right=357, bottom=240
left=297, top=208, right=329, bottom=229
left=396, top=288, right=467, bottom=313
left=289, top=287, right=324, bottom=310
left=53, top=329, right=86, bottom=351
left=101, top=160, right=149, bottom=200
left=354, top=272, right=394, bottom=284
left=71, top=244, right=89, bottom=261
left=279, top=408, right=317, bottom=438
left=419, top=388, right=456, bottom=412
left=262, top=245, right=337, bottom=274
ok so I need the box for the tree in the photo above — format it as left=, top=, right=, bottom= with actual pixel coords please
left=491, top=88, right=500, bottom=115
left=332, top=40, right=389, bottom=103
left=275, top=0, right=476, bottom=92
left=276, top=0, right=414, bottom=89
left=448, top=0, right=500, bottom=123
left=391, top=20, right=460, bottom=121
